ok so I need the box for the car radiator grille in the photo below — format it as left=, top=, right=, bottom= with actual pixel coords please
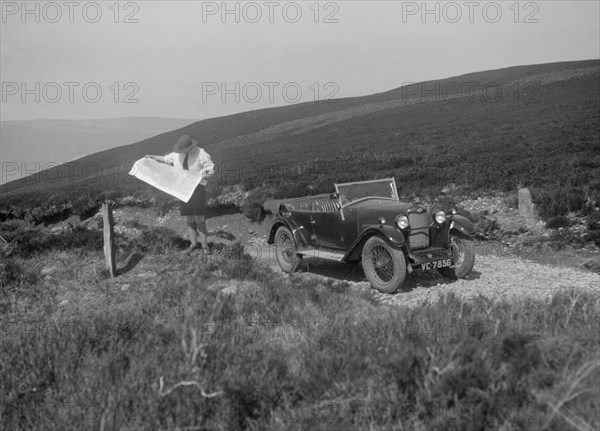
left=408, top=213, right=429, bottom=249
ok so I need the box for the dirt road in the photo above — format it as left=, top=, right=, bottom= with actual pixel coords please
left=110, top=209, right=600, bottom=308
left=246, top=243, right=600, bottom=308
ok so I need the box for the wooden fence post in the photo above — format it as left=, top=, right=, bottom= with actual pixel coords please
left=102, top=203, right=117, bottom=277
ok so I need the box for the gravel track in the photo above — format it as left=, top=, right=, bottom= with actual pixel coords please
left=110, top=210, right=600, bottom=308
left=247, top=243, right=600, bottom=309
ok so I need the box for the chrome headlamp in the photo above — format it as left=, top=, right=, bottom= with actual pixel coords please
left=434, top=210, right=446, bottom=224
left=396, top=215, right=409, bottom=230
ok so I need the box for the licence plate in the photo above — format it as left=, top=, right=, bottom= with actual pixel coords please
left=421, top=259, right=452, bottom=271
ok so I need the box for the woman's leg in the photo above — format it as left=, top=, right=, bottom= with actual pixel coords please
left=187, top=216, right=198, bottom=248
left=195, top=215, right=208, bottom=250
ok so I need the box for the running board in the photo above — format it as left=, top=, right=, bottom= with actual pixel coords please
left=298, top=248, right=346, bottom=262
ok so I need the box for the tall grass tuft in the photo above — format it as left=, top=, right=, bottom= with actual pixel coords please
left=1, top=246, right=599, bottom=430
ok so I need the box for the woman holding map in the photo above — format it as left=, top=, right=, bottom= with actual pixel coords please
left=145, top=135, right=215, bottom=255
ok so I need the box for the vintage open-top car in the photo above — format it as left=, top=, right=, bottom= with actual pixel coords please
left=266, top=178, right=476, bottom=293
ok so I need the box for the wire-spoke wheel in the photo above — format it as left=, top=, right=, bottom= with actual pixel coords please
left=362, top=236, right=406, bottom=293
left=274, top=226, right=302, bottom=273
left=438, top=234, right=475, bottom=280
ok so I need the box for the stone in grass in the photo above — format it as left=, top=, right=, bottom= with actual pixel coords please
left=220, top=283, right=238, bottom=296
left=518, top=188, right=539, bottom=225
left=41, top=266, right=59, bottom=276
left=213, top=280, right=262, bottom=298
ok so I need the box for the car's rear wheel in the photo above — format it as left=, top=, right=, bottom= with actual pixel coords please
left=438, top=233, right=475, bottom=279
left=362, top=236, right=407, bottom=293
left=274, top=226, right=302, bottom=273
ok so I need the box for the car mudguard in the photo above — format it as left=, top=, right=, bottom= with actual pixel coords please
left=343, top=225, right=406, bottom=262
left=376, top=225, right=406, bottom=246
left=449, top=215, right=476, bottom=237
left=267, top=217, right=311, bottom=249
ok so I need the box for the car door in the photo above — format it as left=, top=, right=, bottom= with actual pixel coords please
left=311, top=199, right=345, bottom=250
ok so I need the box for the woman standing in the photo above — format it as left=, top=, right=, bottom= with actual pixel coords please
left=146, top=135, right=215, bottom=255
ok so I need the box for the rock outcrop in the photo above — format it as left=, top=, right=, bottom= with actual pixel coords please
left=518, top=188, right=539, bottom=225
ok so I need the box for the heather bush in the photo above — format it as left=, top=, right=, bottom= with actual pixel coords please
left=532, top=187, right=587, bottom=220
left=0, top=258, right=39, bottom=296
left=546, top=215, right=572, bottom=229
left=241, top=187, right=274, bottom=223
left=583, top=230, right=600, bottom=247
left=1, top=225, right=103, bottom=259
left=2, top=246, right=598, bottom=430
left=587, top=209, right=600, bottom=231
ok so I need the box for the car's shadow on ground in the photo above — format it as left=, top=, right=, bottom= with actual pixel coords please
left=294, top=258, right=478, bottom=293
left=296, top=258, right=366, bottom=283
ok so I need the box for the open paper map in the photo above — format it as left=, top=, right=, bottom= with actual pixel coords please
left=128, top=157, right=203, bottom=202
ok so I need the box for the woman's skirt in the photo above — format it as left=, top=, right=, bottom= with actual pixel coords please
left=180, top=184, right=206, bottom=216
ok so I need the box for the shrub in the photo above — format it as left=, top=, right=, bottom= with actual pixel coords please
left=0, top=219, right=30, bottom=232
left=546, top=215, right=572, bottom=229
left=0, top=258, right=39, bottom=297
left=587, top=209, right=600, bottom=231
left=533, top=187, right=586, bottom=220
left=3, top=226, right=103, bottom=259
left=583, top=230, right=600, bottom=247
left=71, top=195, right=101, bottom=220
left=1, top=259, right=32, bottom=287
left=546, top=229, right=587, bottom=250
left=241, top=187, right=274, bottom=223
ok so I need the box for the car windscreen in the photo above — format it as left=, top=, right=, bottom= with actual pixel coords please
left=335, top=178, right=398, bottom=205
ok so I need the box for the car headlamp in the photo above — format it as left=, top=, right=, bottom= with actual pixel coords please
left=396, top=215, right=409, bottom=229
left=434, top=210, right=446, bottom=224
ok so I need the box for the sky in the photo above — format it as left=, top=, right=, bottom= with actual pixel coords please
left=1, top=0, right=599, bottom=121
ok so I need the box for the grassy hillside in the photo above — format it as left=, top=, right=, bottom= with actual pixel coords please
left=1, top=60, right=599, bottom=228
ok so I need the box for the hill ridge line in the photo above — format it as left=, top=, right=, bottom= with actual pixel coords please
left=211, top=65, right=599, bottom=151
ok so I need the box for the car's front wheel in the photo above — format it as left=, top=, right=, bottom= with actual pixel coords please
left=362, top=236, right=407, bottom=293
left=274, top=226, right=302, bottom=273
left=438, top=233, right=475, bottom=279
